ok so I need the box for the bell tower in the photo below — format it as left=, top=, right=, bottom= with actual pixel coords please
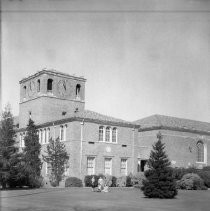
left=19, top=69, right=86, bottom=128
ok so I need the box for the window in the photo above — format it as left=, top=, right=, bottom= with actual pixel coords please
left=76, top=84, right=81, bottom=98
left=105, top=127, right=111, bottom=142
left=99, top=126, right=104, bottom=141
left=87, top=157, right=95, bottom=175
left=197, top=141, right=204, bottom=162
left=112, top=127, right=117, bottom=143
left=46, top=162, right=51, bottom=176
left=121, top=159, right=127, bottom=175
left=19, top=133, right=25, bottom=148
left=47, top=79, right=53, bottom=91
left=39, top=129, right=43, bottom=144
left=104, top=158, right=112, bottom=175
left=23, top=86, right=26, bottom=98
left=46, top=128, right=50, bottom=143
left=37, top=79, right=40, bottom=92
left=60, top=125, right=66, bottom=141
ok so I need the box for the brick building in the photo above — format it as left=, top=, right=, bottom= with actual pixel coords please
left=16, top=69, right=210, bottom=181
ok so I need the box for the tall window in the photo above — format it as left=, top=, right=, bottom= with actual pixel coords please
left=19, top=133, right=25, bottom=148
left=37, top=79, right=40, bottom=92
left=60, top=125, right=64, bottom=141
left=46, top=128, right=50, bottom=143
left=121, top=159, right=127, bottom=175
left=47, top=79, right=53, bottom=91
left=76, top=84, right=81, bottom=97
left=99, top=126, right=104, bottom=141
left=40, top=129, right=43, bottom=144
left=112, top=127, right=117, bottom=143
left=104, top=158, right=112, bottom=175
left=87, top=157, right=95, bottom=175
left=46, top=162, right=51, bottom=176
left=105, top=127, right=111, bottom=142
left=197, top=141, right=204, bottom=162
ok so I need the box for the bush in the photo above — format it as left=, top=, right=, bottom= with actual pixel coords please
left=65, top=177, right=83, bottom=187
left=104, top=175, right=112, bottom=187
left=177, top=173, right=207, bottom=190
left=203, top=166, right=210, bottom=171
left=84, top=175, right=98, bottom=187
left=111, top=176, right=117, bottom=187
left=116, top=176, right=127, bottom=187
left=198, top=170, right=210, bottom=188
left=130, top=172, right=146, bottom=188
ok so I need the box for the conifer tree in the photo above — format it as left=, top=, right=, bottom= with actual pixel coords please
left=43, top=137, right=69, bottom=186
left=0, top=104, right=17, bottom=189
left=23, top=119, right=42, bottom=188
left=142, top=132, right=177, bottom=198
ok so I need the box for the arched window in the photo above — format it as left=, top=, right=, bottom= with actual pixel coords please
left=47, top=79, right=53, bottom=91
left=99, top=126, right=104, bottom=141
left=46, top=128, right=50, bottom=143
left=23, top=86, right=26, bottom=98
left=112, top=127, right=117, bottom=143
left=197, top=141, right=204, bottom=162
left=76, top=84, right=81, bottom=97
left=105, top=127, right=111, bottom=142
left=37, top=79, right=40, bottom=92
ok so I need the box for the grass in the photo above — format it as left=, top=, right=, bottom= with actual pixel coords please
left=1, top=187, right=210, bottom=211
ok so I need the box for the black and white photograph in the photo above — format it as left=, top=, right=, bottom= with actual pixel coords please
left=1, top=0, right=210, bottom=210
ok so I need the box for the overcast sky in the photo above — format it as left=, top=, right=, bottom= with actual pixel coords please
left=1, top=0, right=210, bottom=122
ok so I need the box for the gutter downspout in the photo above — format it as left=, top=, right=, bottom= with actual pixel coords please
left=80, top=119, right=84, bottom=178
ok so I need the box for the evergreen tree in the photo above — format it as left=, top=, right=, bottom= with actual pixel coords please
left=23, top=119, right=42, bottom=188
left=43, top=137, right=69, bottom=186
left=142, top=132, right=177, bottom=198
left=0, top=104, right=18, bottom=188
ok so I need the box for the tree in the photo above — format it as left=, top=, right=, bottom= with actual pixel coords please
left=141, top=132, right=177, bottom=198
left=0, top=104, right=17, bottom=189
left=43, top=137, right=69, bottom=186
left=23, top=119, right=42, bottom=188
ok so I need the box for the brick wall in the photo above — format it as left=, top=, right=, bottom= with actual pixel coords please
left=138, top=129, right=210, bottom=168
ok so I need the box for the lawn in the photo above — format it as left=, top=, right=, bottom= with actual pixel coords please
left=1, top=188, right=210, bottom=211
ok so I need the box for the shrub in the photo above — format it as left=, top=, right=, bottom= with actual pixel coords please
left=104, top=175, right=112, bottom=187
left=203, top=166, right=210, bottom=171
left=65, top=177, right=83, bottom=187
left=111, top=176, right=117, bottom=187
left=198, top=170, right=210, bottom=188
left=130, top=172, right=146, bottom=188
left=177, top=173, right=207, bottom=190
left=116, top=176, right=127, bottom=187
left=84, top=175, right=98, bottom=187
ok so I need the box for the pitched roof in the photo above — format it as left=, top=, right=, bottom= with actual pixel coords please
left=134, top=114, right=210, bottom=134
left=77, top=110, right=131, bottom=124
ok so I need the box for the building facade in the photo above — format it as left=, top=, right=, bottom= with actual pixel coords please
left=16, top=69, right=210, bottom=181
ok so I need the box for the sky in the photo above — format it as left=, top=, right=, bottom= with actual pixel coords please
left=1, top=0, right=210, bottom=122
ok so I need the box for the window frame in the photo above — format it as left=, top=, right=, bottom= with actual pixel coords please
left=196, top=141, right=205, bottom=163
left=121, top=158, right=128, bottom=176
left=104, top=157, right=112, bottom=175
left=87, top=156, right=95, bottom=175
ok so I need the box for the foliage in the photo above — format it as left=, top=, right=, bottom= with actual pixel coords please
left=42, top=137, right=69, bottom=186
left=129, top=172, right=146, bottom=188
left=141, top=132, right=177, bottom=198
left=111, top=176, right=117, bottom=187
left=177, top=173, right=207, bottom=190
left=172, top=167, right=210, bottom=188
left=0, top=104, right=18, bottom=189
left=65, top=177, right=83, bottom=187
left=116, top=176, right=127, bottom=187
left=23, top=119, right=42, bottom=188
left=84, top=175, right=99, bottom=187
left=104, top=175, right=112, bottom=187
